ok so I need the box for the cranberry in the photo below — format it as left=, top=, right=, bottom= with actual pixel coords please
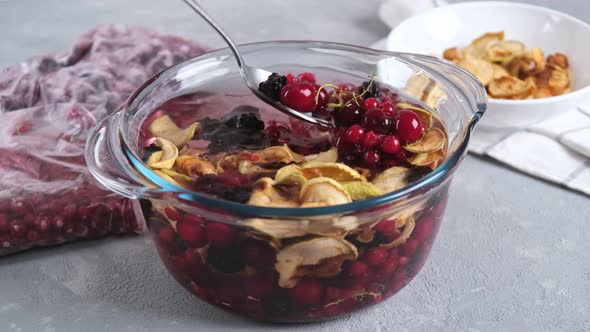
left=315, top=86, right=329, bottom=110
left=414, top=220, right=434, bottom=243
left=157, top=226, right=176, bottom=244
left=380, top=258, right=399, bottom=276
left=337, top=83, right=354, bottom=91
left=240, top=238, right=276, bottom=269
left=280, top=81, right=317, bottom=113
left=374, top=220, right=396, bottom=236
left=348, top=261, right=369, bottom=279
left=289, top=279, right=325, bottom=306
left=183, top=248, right=203, bottom=269
left=381, top=135, right=401, bottom=154
left=176, top=217, right=207, bottom=248
left=9, top=221, right=26, bottom=237
left=399, top=256, right=410, bottom=267
left=363, top=149, right=381, bottom=167
left=344, top=125, right=365, bottom=144
left=0, top=236, right=11, bottom=248
left=334, top=102, right=363, bottom=126
left=362, top=109, right=393, bottom=135
left=265, top=121, right=291, bottom=145
left=63, top=204, right=78, bottom=219
left=286, top=73, right=295, bottom=83
left=244, top=276, right=274, bottom=299
left=50, top=216, right=65, bottom=231
left=33, top=216, right=50, bottom=233
left=206, top=223, right=237, bottom=249
left=363, top=97, right=380, bottom=110
left=364, top=247, right=388, bottom=266
left=11, top=198, right=27, bottom=215
left=26, top=230, right=39, bottom=242
left=381, top=102, right=396, bottom=117
left=0, top=215, right=8, bottom=233
left=362, top=131, right=383, bottom=149
left=402, top=239, right=420, bottom=256
left=297, top=72, right=316, bottom=84
left=396, top=109, right=425, bottom=144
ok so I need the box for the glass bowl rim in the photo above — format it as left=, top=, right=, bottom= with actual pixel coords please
left=118, top=40, right=485, bottom=217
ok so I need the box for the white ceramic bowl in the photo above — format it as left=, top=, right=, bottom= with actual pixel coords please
left=385, top=1, right=590, bottom=129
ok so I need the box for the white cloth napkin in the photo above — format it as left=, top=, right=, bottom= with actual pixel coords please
left=373, top=0, right=590, bottom=196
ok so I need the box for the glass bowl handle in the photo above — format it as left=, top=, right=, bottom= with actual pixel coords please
left=85, top=109, right=146, bottom=199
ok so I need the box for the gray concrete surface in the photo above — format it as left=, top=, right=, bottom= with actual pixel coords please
left=1, top=0, right=589, bottom=331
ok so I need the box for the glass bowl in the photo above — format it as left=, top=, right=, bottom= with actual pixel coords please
left=85, top=41, right=486, bottom=323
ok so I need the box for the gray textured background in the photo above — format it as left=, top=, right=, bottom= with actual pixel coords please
left=1, top=0, right=589, bottom=331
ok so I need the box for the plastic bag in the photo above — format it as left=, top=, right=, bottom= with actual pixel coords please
left=0, top=25, right=207, bottom=255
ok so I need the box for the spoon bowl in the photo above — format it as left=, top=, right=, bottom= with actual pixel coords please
left=183, top=0, right=334, bottom=128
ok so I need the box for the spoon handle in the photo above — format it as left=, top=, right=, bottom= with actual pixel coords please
left=182, top=0, right=246, bottom=71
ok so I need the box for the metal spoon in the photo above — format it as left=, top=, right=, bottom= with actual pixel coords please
left=182, top=0, right=334, bottom=128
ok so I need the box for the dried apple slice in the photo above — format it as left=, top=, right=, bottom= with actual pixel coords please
left=492, top=64, right=510, bottom=80
left=443, top=47, right=462, bottom=62
left=304, top=147, right=338, bottom=163
left=404, top=128, right=446, bottom=154
left=248, top=178, right=299, bottom=208
left=175, top=155, right=217, bottom=177
left=372, top=166, right=411, bottom=193
left=395, top=102, right=434, bottom=130
left=146, top=137, right=178, bottom=169
left=407, top=151, right=442, bottom=168
left=464, top=31, right=505, bottom=59
left=275, top=237, right=358, bottom=288
left=488, top=76, right=535, bottom=99
left=486, top=40, right=527, bottom=64
left=380, top=217, right=416, bottom=249
left=458, top=56, right=494, bottom=86
left=300, top=177, right=352, bottom=207
left=159, top=169, right=193, bottom=183
left=341, top=181, right=382, bottom=200
left=301, top=162, right=366, bottom=182
left=531, top=48, right=545, bottom=71
left=149, top=115, right=200, bottom=147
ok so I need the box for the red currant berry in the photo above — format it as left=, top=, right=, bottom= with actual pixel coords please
left=396, top=109, right=425, bottom=144
left=289, top=279, right=325, bottom=306
left=362, top=109, right=393, bottom=135
left=334, top=102, right=363, bottom=126
left=280, top=81, right=317, bottom=113
left=176, top=216, right=207, bottom=248
left=363, top=97, right=380, bottom=110
left=348, top=261, right=369, bottom=279
left=206, top=223, right=237, bottom=249
left=381, top=135, right=401, bottom=154
left=297, top=72, right=316, bottom=84
left=315, top=86, right=329, bottom=110
left=381, top=102, right=396, bottom=117
left=344, top=125, right=365, bottom=144
left=364, top=247, right=388, bottom=266
left=362, top=131, right=383, bottom=149
left=363, top=149, right=382, bottom=166
left=374, top=220, right=396, bottom=236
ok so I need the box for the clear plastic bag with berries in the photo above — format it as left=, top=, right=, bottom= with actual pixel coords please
left=0, top=24, right=207, bottom=255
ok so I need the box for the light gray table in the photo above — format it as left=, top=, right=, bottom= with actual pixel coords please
left=1, top=0, right=589, bottom=331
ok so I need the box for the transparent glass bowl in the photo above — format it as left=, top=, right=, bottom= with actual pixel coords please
left=85, top=41, right=486, bottom=323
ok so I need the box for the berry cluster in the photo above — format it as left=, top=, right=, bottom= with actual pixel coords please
left=259, top=73, right=428, bottom=169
